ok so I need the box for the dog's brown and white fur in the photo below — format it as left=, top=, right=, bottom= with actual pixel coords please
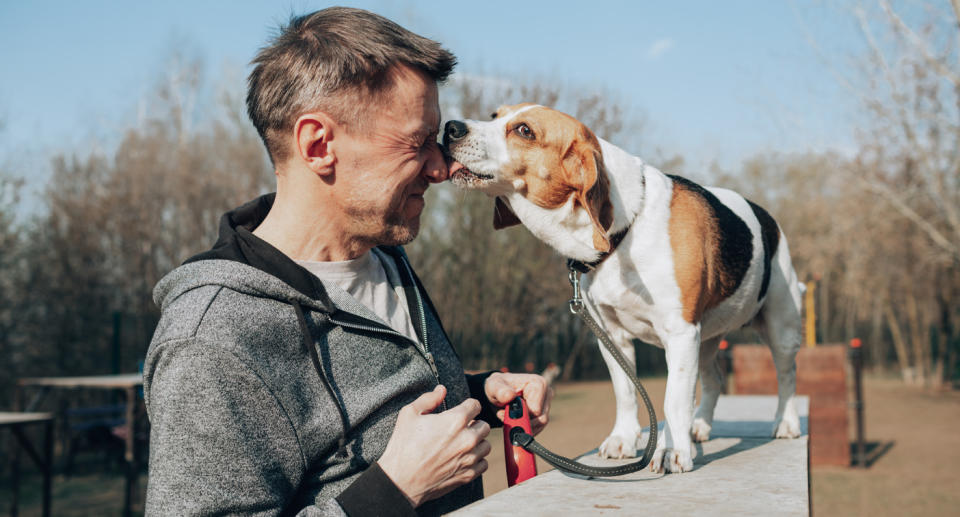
left=444, top=104, right=803, bottom=473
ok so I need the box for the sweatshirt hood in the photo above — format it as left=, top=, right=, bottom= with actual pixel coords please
left=174, top=193, right=335, bottom=307
left=155, top=193, right=360, bottom=458
left=156, top=193, right=413, bottom=322
left=152, top=259, right=332, bottom=314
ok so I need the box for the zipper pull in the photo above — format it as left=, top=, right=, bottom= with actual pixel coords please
left=423, top=351, right=439, bottom=377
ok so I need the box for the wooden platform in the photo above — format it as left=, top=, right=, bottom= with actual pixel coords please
left=451, top=395, right=810, bottom=516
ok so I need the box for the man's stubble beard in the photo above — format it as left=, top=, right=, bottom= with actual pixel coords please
left=345, top=202, right=420, bottom=248
left=380, top=209, right=420, bottom=246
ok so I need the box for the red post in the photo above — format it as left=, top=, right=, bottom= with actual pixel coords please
left=718, top=340, right=730, bottom=394
left=849, top=338, right=866, bottom=467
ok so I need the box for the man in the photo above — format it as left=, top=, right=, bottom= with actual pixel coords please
left=143, top=7, right=552, bottom=516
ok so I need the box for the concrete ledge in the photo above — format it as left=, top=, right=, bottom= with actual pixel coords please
left=451, top=395, right=809, bottom=516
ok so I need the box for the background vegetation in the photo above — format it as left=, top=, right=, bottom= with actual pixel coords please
left=1, top=1, right=958, bottom=409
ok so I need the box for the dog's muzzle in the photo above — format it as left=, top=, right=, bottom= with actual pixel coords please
left=443, top=120, right=468, bottom=145
left=443, top=120, right=494, bottom=184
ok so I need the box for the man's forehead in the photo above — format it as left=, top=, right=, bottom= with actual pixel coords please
left=413, top=108, right=441, bottom=135
left=381, top=97, right=440, bottom=136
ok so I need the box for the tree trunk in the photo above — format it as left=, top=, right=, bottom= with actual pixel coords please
left=883, top=301, right=914, bottom=383
left=905, top=292, right=927, bottom=385
left=934, top=290, right=954, bottom=388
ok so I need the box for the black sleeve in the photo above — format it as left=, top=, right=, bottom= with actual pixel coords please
left=335, top=462, right=416, bottom=517
left=465, top=371, right=504, bottom=428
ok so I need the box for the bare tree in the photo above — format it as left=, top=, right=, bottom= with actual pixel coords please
left=725, top=0, right=960, bottom=386
left=841, top=0, right=960, bottom=385
left=0, top=161, right=25, bottom=399
left=1, top=52, right=273, bottom=394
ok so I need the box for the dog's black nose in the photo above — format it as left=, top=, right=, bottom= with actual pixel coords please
left=444, top=120, right=468, bottom=145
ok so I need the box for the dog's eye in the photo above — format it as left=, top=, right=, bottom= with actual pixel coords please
left=514, top=123, right=534, bottom=140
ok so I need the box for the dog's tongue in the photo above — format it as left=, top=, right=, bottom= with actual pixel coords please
left=448, top=161, right=467, bottom=175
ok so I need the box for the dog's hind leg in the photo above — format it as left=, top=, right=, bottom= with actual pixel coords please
left=692, top=336, right=724, bottom=442
left=755, top=253, right=804, bottom=439
left=760, top=321, right=802, bottom=438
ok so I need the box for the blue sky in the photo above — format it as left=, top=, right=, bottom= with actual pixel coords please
left=1, top=1, right=869, bottom=201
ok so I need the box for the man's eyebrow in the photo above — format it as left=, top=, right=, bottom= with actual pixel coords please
left=411, top=127, right=438, bottom=142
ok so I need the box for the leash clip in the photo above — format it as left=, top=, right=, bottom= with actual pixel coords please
left=568, top=268, right=583, bottom=314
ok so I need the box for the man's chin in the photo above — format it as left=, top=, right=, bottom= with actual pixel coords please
left=379, top=218, right=420, bottom=247
left=406, top=194, right=425, bottom=214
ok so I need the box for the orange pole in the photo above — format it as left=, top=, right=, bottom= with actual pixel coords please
left=804, top=281, right=817, bottom=346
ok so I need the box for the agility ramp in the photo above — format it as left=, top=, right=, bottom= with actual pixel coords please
left=451, top=395, right=810, bottom=516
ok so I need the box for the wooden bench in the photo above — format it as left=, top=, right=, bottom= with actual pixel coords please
left=2, top=411, right=54, bottom=517
left=452, top=395, right=810, bottom=516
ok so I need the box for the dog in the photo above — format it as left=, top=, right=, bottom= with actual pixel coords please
left=443, top=104, right=803, bottom=473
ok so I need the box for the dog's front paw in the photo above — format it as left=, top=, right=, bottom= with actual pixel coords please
left=691, top=418, right=712, bottom=442
left=649, top=446, right=666, bottom=473
left=665, top=448, right=694, bottom=473
left=773, top=416, right=801, bottom=439
left=599, top=432, right=640, bottom=459
left=649, top=446, right=694, bottom=473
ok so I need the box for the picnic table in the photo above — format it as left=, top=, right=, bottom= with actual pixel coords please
left=2, top=412, right=54, bottom=517
left=14, top=374, right=144, bottom=517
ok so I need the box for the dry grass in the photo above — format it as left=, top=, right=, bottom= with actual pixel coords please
left=810, top=376, right=960, bottom=517
left=0, top=471, right=147, bottom=516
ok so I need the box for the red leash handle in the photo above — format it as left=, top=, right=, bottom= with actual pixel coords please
left=503, top=396, right=538, bottom=486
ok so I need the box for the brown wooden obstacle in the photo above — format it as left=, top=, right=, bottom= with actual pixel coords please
left=732, top=344, right=850, bottom=467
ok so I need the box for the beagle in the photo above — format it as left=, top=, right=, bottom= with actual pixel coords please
left=443, top=104, right=803, bottom=473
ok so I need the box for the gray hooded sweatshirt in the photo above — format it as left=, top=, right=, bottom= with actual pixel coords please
left=144, top=194, right=499, bottom=516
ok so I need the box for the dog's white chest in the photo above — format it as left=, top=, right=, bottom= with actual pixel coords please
left=585, top=267, right=669, bottom=348
left=609, top=306, right=663, bottom=347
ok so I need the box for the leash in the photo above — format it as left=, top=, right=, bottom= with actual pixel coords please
left=505, top=262, right=659, bottom=478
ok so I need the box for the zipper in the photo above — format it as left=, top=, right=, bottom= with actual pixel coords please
left=321, top=254, right=448, bottom=412
left=398, top=254, right=447, bottom=412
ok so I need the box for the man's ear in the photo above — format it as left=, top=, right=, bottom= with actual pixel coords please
left=562, top=134, right=614, bottom=252
left=295, top=113, right=336, bottom=175
left=493, top=197, right=522, bottom=230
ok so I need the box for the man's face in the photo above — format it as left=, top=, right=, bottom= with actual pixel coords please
left=333, top=65, right=448, bottom=247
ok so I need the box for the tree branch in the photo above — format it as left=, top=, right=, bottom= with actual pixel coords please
left=857, top=174, right=960, bottom=260
left=879, top=0, right=960, bottom=87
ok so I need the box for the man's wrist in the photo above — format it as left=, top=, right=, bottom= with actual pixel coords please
left=336, top=462, right=417, bottom=516
left=466, top=371, right=503, bottom=427
left=375, top=458, right=420, bottom=508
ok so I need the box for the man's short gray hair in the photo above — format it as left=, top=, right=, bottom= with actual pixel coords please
left=247, top=7, right=456, bottom=165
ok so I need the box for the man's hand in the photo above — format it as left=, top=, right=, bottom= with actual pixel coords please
left=377, top=385, right=491, bottom=508
left=484, top=372, right=554, bottom=436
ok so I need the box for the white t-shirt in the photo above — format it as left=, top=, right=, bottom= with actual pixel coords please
left=296, top=249, right=420, bottom=344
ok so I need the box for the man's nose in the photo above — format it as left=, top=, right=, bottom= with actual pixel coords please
left=423, top=142, right=449, bottom=183
left=443, top=120, right=468, bottom=146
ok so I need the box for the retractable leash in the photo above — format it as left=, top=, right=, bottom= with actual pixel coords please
left=503, top=263, right=659, bottom=479
left=502, top=397, right=538, bottom=486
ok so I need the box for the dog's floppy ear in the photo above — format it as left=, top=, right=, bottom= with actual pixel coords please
left=563, top=130, right=614, bottom=252
left=493, top=196, right=522, bottom=230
